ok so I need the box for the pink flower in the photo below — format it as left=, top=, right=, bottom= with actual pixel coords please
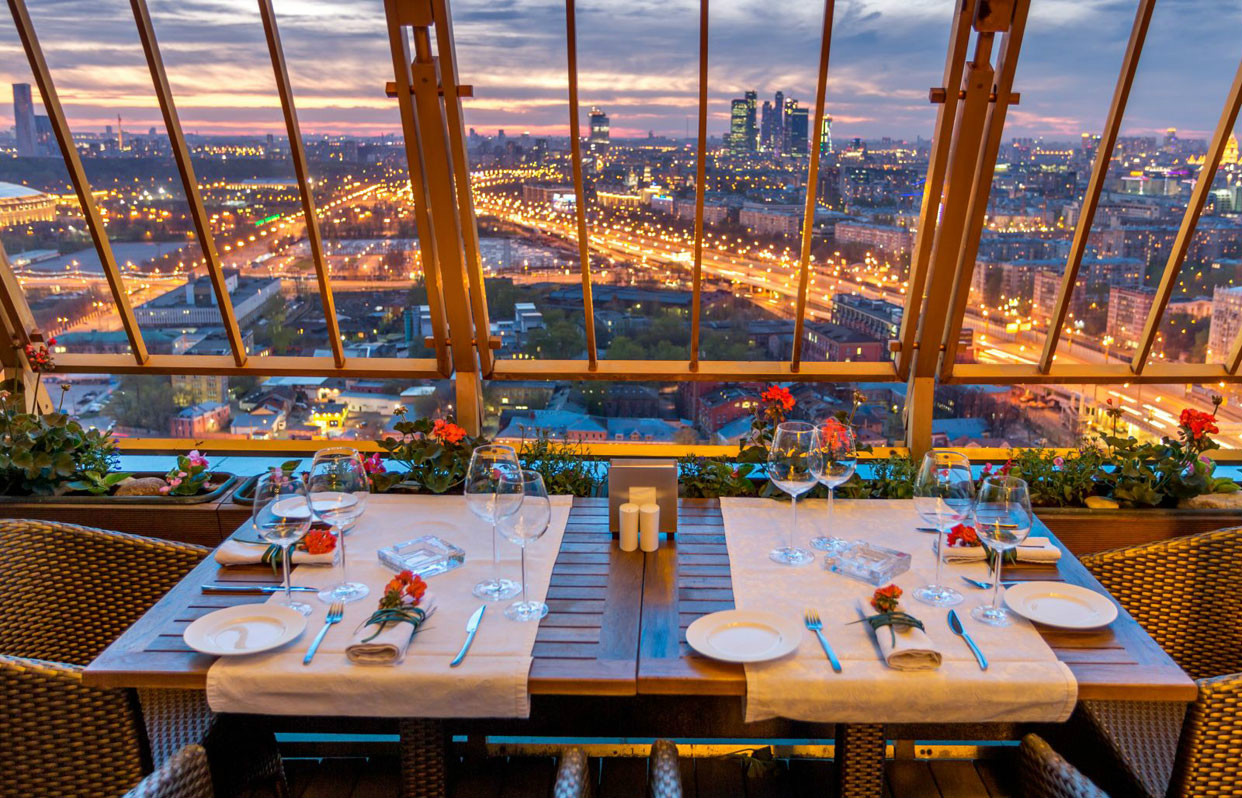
left=159, top=485, right=170, bottom=494
left=1052, top=456, right=1064, bottom=468
left=169, top=477, right=182, bottom=488
left=982, top=463, right=994, bottom=475
left=177, top=471, right=187, bottom=478
left=363, top=453, right=386, bottom=474
left=187, top=450, right=209, bottom=468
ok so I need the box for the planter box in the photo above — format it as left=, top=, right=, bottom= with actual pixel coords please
left=0, top=473, right=239, bottom=547
left=1035, top=506, right=1242, bottom=556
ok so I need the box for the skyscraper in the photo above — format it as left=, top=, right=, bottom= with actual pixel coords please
left=743, top=90, right=757, bottom=152
left=760, top=101, right=775, bottom=152
left=774, top=91, right=785, bottom=154
left=820, top=115, right=833, bottom=155
left=12, top=83, right=37, bottom=158
left=588, top=106, right=610, bottom=154
left=787, top=103, right=809, bottom=156
left=728, top=91, right=758, bottom=154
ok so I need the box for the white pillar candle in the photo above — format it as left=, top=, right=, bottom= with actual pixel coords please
left=639, top=502, right=660, bottom=552
left=619, top=502, right=640, bottom=552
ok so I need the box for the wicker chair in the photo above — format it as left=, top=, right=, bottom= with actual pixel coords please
left=124, top=745, right=214, bottom=798
left=553, top=746, right=592, bottom=798
left=648, top=740, right=683, bottom=798
left=0, top=519, right=284, bottom=798
left=1061, top=527, right=1242, bottom=798
left=1019, top=734, right=1109, bottom=798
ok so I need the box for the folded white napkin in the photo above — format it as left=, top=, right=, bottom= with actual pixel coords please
left=873, top=621, right=942, bottom=671
left=213, top=538, right=336, bottom=567
left=345, top=599, right=438, bottom=665
left=938, top=536, right=1062, bottom=564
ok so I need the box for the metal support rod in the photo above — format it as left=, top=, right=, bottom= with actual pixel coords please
left=1038, top=0, right=1155, bottom=373
left=431, top=0, right=493, bottom=377
left=688, top=0, right=709, bottom=370
left=256, top=0, right=346, bottom=368
left=1135, top=55, right=1242, bottom=373
left=789, top=0, right=836, bottom=372
left=895, top=0, right=978, bottom=379
left=940, top=0, right=1030, bottom=377
left=564, top=0, right=599, bottom=370
left=385, top=17, right=452, bottom=377
left=129, top=0, right=247, bottom=366
left=9, top=0, right=149, bottom=364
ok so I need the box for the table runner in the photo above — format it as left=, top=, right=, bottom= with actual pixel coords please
left=719, top=498, right=1078, bottom=724
left=206, top=494, right=573, bottom=718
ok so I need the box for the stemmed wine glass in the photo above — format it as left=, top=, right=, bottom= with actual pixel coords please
left=972, top=476, right=1034, bottom=627
left=810, top=419, right=857, bottom=553
left=308, top=446, right=370, bottom=604
left=766, top=421, right=823, bottom=566
left=497, top=470, right=551, bottom=622
left=912, top=450, right=974, bottom=607
left=465, top=444, right=524, bottom=601
left=251, top=468, right=314, bottom=617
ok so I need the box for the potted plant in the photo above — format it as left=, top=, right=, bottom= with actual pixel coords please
left=369, top=410, right=484, bottom=494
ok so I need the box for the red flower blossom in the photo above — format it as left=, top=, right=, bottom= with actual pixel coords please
left=362, top=452, right=386, bottom=474
left=301, top=527, right=337, bottom=555
left=761, top=385, right=795, bottom=412
left=432, top=418, right=467, bottom=444
left=871, top=584, right=902, bottom=613
left=946, top=523, right=980, bottom=548
left=1180, top=408, right=1219, bottom=441
left=380, top=570, right=428, bottom=609
left=820, top=417, right=853, bottom=449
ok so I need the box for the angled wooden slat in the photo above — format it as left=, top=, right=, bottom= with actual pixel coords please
left=688, top=0, right=709, bottom=370
left=256, top=0, right=345, bottom=368
left=129, top=0, right=247, bottom=366
left=1133, top=56, right=1242, bottom=373
left=9, top=0, right=148, bottom=364
left=790, top=0, right=836, bottom=371
left=895, top=0, right=978, bottom=379
left=564, top=0, right=599, bottom=370
left=1038, top=0, right=1156, bottom=373
left=0, top=237, right=37, bottom=354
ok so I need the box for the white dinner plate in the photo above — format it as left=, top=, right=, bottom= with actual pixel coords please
left=1003, top=582, right=1119, bottom=630
left=184, top=604, right=308, bottom=656
left=685, top=610, right=803, bottom=663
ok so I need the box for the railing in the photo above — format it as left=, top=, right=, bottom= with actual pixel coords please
left=2, top=0, right=1241, bottom=459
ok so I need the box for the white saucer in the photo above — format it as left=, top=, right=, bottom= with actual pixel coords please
left=686, top=610, right=803, bottom=663
left=184, top=604, right=308, bottom=656
left=1003, top=582, right=1118, bottom=629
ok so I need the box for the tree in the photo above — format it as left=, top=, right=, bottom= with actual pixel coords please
left=106, top=376, right=178, bottom=434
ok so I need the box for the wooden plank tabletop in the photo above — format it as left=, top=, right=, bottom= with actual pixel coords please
left=638, top=498, right=1199, bottom=703
left=84, top=497, right=642, bottom=694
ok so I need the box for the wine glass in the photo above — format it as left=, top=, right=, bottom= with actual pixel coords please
left=766, top=421, right=823, bottom=566
left=251, top=468, right=313, bottom=616
left=497, top=470, right=552, bottom=622
left=972, top=475, right=1034, bottom=627
left=465, top=444, right=524, bottom=601
left=912, top=450, right=974, bottom=607
left=810, top=419, right=857, bottom=553
left=308, top=447, right=370, bottom=604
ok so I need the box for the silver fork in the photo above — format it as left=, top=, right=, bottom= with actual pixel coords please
left=804, top=609, right=842, bottom=673
left=303, top=601, right=344, bottom=665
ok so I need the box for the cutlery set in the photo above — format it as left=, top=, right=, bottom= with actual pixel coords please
left=804, top=604, right=991, bottom=672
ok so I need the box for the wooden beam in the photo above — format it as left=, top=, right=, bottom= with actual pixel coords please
left=129, top=0, right=247, bottom=367
left=51, top=352, right=443, bottom=379
left=1133, top=55, right=1242, bottom=373
left=950, top=361, right=1242, bottom=385
left=9, top=0, right=149, bottom=364
left=1037, top=0, right=1155, bottom=374
left=895, top=0, right=977, bottom=379
left=490, top=358, right=899, bottom=383
left=564, top=0, right=600, bottom=370
left=688, top=0, right=709, bottom=371
left=790, top=0, right=836, bottom=371
left=256, top=0, right=345, bottom=368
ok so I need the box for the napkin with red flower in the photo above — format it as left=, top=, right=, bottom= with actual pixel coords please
left=938, top=524, right=1061, bottom=564
left=214, top=525, right=338, bottom=568
left=345, top=571, right=437, bottom=665
left=855, top=585, right=941, bottom=671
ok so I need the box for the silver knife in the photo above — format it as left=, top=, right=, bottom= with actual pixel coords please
left=948, top=609, right=988, bottom=670
left=450, top=605, right=486, bottom=668
left=202, top=584, right=317, bottom=594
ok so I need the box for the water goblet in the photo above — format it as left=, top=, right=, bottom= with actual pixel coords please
left=465, top=444, right=524, bottom=601
left=912, top=450, right=974, bottom=607
left=308, top=446, right=370, bottom=604
left=497, top=470, right=552, bottom=622
left=251, top=469, right=313, bottom=617
left=972, top=476, right=1034, bottom=627
left=767, top=421, right=823, bottom=566
left=810, top=418, right=857, bottom=553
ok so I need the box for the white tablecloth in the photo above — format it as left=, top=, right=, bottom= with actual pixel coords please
left=206, top=494, right=573, bottom=718
left=719, top=498, right=1078, bottom=724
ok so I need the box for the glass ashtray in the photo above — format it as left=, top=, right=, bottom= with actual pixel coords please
left=823, top=540, right=911, bottom=586
left=377, top=535, right=465, bottom=578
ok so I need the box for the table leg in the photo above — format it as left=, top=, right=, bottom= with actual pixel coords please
left=399, top=718, right=449, bottom=798
left=835, top=724, right=885, bottom=798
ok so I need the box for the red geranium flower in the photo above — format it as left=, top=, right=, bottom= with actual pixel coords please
left=871, top=583, right=902, bottom=613
left=301, top=528, right=337, bottom=555
left=432, top=419, right=467, bottom=444
left=1180, top=408, right=1219, bottom=440
left=761, top=385, right=795, bottom=412
left=946, top=523, right=980, bottom=548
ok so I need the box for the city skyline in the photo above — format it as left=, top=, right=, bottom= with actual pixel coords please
left=1, top=0, right=1241, bottom=142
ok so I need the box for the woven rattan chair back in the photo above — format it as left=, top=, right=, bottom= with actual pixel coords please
left=1082, top=526, right=1242, bottom=680
left=123, top=744, right=214, bottom=798
left=1019, top=734, right=1109, bottom=798
left=0, top=520, right=206, bottom=664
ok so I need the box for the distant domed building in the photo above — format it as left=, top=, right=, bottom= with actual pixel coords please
left=0, top=181, right=55, bottom=227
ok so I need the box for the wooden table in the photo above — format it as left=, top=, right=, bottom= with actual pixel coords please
left=85, top=498, right=1196, bottom=798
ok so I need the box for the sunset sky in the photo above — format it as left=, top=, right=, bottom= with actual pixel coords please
left=2, top=0, right=1240, bottom=142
